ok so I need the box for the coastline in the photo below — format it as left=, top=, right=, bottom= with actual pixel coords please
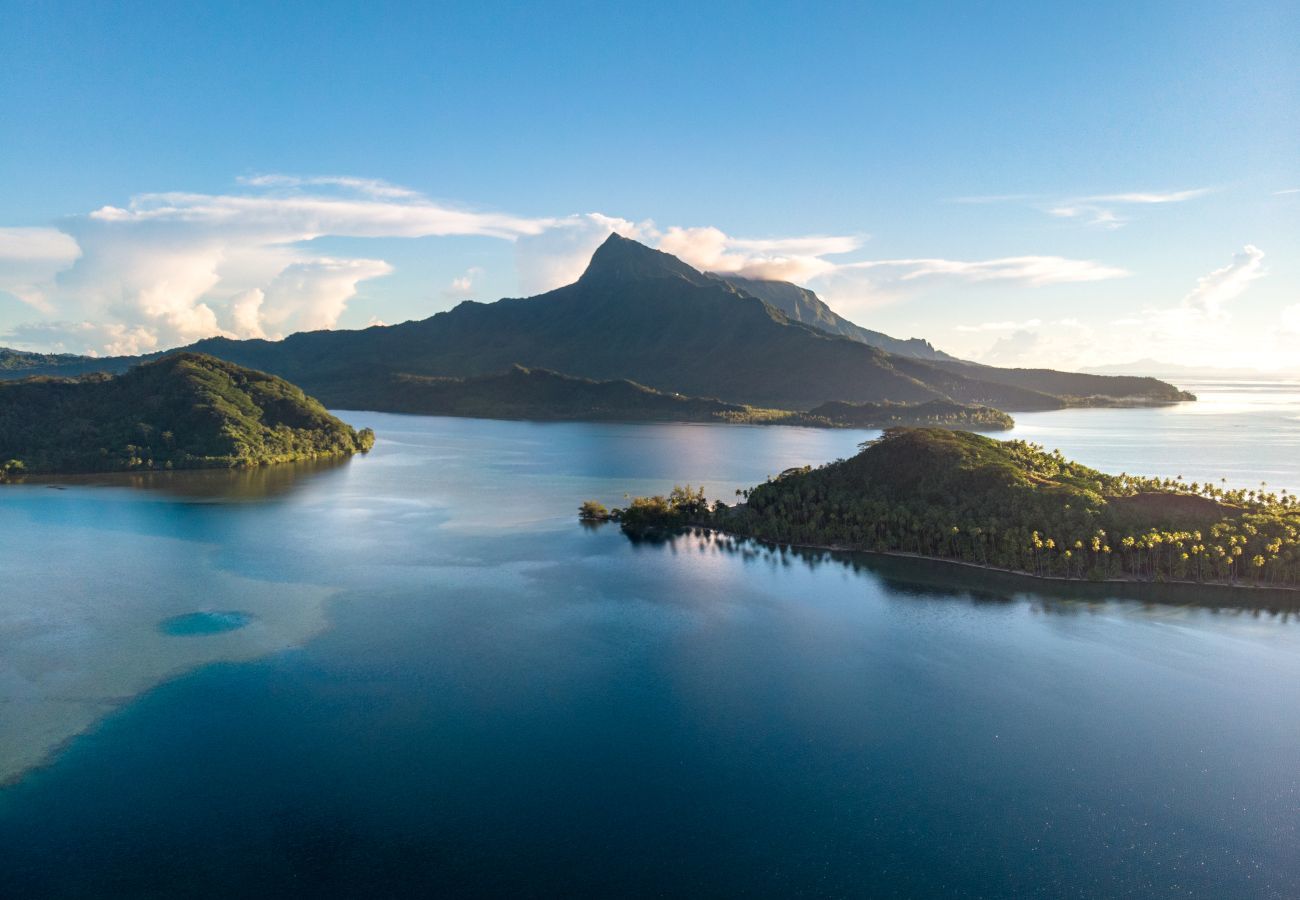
left=650, top=524, right=1300, bottom=608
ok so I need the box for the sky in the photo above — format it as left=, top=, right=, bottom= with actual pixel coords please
left=0, top=0, right=1296, bottom=371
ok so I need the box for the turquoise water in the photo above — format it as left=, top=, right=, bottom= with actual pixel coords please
left=1, top=383, right=1299, bottom=896
left=159, top=611, right=253, bottom=636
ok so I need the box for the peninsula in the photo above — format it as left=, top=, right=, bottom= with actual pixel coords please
left=589, top=428, right=1300, bottom=591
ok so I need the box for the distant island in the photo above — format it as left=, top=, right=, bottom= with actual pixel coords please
left=585, top=428, right=1300, bottom=591
left=357, top=364, right=1015, bottom=430
left=0, top=353, right=374, bottom=479
left=0, top=235, right=1192, bottom=422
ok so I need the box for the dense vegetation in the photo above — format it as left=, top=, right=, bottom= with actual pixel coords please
left=0, top=235, right=1190, bottom=415
left=349, top=365, right=741, bottom=420
left=351, top=365, right=1016, bottom=428
left=0, top=353, right=374, bottom=476
left=599, top=428, right=1300, bottom=589
left=795, top=399, right=1013, bottom=430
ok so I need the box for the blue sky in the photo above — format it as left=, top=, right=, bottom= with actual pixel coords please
left=1, top=0, right=1296, bottom=369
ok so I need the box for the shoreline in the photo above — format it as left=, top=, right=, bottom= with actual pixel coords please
left=652, top=523, right=1300, bottom=607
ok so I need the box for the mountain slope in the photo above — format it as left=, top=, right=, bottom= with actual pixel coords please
left=710, top=274, right=954, bottom=360
left=0, top=353, right=374, bottom=475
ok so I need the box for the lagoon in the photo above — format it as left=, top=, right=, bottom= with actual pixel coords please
left=2, top=381, right=1299, bottom=896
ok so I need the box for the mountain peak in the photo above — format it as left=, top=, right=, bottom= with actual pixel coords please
left=579, top=233, right=710, bottom=286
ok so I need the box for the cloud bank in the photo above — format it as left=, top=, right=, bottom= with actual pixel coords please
left=0, top=173, right=1138, bottom=355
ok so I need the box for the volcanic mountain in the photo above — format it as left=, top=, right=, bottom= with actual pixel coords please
left=0, top=234, right=1190, bottom=413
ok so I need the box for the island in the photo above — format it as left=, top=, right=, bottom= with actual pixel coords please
left=584, top=427, right=1300, bottom=590
left=0, top=352, right=374, bottom=479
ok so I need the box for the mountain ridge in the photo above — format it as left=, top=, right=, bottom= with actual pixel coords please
left=0, top=234, right=1191, bottom=414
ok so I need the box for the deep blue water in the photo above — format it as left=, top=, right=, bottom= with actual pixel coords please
left=2, top=385, right=1300, bottom=897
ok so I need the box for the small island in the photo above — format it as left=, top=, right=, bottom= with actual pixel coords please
left=584, top=428, right=1300, bottom=591
left=0, top=352, right=375, bottom=479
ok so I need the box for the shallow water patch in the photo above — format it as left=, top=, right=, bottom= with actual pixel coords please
left=159, top=611, right=253, bottom=636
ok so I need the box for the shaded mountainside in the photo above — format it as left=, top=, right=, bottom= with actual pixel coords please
left=602, top=428, right=1300, bottom=590
left=931, top=360, right=1195, bottom=405
left=0, top=235, right=1191, bottom=415
left=347, top=365, right=740, bottom=421
left=0, top=353, right=374, bottom=476
left=711, top=274, right=954, bottom=361
left=331, top=364, right=1015, bottom=429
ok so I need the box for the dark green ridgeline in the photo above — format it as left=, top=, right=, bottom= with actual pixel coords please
left=602, top=428, right=1300, bottom=590
left=0, top=352, right=374, bottom=477
left=362, top=364, right=1015, bottom=429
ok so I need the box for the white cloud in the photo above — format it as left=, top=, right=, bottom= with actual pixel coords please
left=1181, top=244, right=1265, bottom=317
left=956, top=245, right=1271, bottom=370
left=957, top=187, right=1210, bottom=229
left=956, top=318, right=1044, bottom=332
left=234, top=174, right=422, bottom=199
left=442, top=266, right=484, bottom=300
left=0, top=176, right=562, bottom=353
left=839, top=255, right=1128, bottom=286
left=657, top=226, right=861, bottom=282
left=0, top=227, right=83, bottom=312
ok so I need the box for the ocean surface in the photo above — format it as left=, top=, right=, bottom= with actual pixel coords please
left=2, top=380, right=1299, bottom=897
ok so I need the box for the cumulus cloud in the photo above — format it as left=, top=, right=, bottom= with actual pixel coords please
left=0, top=227, right=83, bottom=312
left=657, top=226, right=862, bottom=282
left=0, top=176, right=561, bottom=353
left=442, top=266, right=484, bottom=300
left=1181, top=244, right=1265, bottom=317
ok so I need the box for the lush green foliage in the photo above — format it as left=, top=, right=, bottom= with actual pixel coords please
left=0, top=236, right=1190, bottom=415
left=798, top=399, right=1014, bottom=430
left=0, top=353, right=374, bottom=475
left=364, top=366, right=742, bottom=421
left=603, top=485, right=711, bottom=532
left=624, top=428, right=1300, bottom=589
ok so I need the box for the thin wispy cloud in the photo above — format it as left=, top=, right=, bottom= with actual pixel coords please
left=840, top=255, right=1129, bottom=285
left=953, top=187, right=1212, bottom=229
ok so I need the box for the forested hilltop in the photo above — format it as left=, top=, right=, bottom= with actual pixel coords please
left=0, top=235, right=1191, bottom=417
left=593, top=428, right=1300, bottom=590
left=0, top=353, right=374, bottom=478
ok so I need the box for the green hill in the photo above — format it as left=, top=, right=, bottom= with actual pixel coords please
left=803, top=399, right=1013, bottom=430
left=341, top=364, right=1016, bottom=428
left=609, top=428, right=1300, bottom=589
left=350, top=365, right=741, bottom=421
left=0, top=353, right=374, bottom=476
